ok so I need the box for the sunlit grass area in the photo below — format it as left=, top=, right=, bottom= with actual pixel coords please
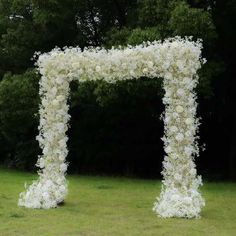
left=0, top=167, right=236, bottom=236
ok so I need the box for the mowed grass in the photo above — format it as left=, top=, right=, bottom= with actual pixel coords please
left=0, top=168, right=236, bottom=236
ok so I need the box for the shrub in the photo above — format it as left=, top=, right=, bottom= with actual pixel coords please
left=0, top=70, right=40, bottom=170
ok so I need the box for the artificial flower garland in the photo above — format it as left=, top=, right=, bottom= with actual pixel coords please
left=19, top=37, right=205, bottom=218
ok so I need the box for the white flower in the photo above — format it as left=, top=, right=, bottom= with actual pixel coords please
left=142, top=68, right=148, bottom=74
left=174, top=173, right=182, bottom=181
left=184, top=197, right=192, bottom=205
left=55, top=77, right=64, bottom=84
left=185, top=118, right=193, bottom=125
left=95, top=65, right=101, bottom=72
left=130, top=70, right=135, bottom=76
left=37, top=158, right=45, bottom=169
left=42, top=192, right=50, bottom=201
left=170, top=126, right=178, bottom=133
left=171, top=194, right=180, bottom=202
left=147, top=61, right=154, bottom=68
left=176, top=88, right=185, bottom=97
left=175, top=133, right=184, bottom=141
left=60, top=163, right=67, bottom=173
left=184, top=146, right=193, bottom=155
left=190, top=168, right=196, bottom=175
left=56, top=95, right=65, bottom=102
left=176, top=105, right=184, bottom=113
left=185, top=131, right=192, bottom=137
left=164, top=116, right=170, bottom=124
left=52, top=99, right=59, bottom=106
left=165, top=146, right=172, bottom=154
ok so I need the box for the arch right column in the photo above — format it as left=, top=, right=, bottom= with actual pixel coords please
left=153, top=44, right=205, bottom=218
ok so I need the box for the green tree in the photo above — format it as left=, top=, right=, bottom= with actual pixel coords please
left=213, top=0, right=236, bottom=180
left=0, top=0, right=138, bottom=77
left=0, top=0, right=234, bottom=179
left=0, top=70, right=39, bottom=169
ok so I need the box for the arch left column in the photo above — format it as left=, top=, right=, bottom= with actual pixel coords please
left=19, top=53, right=72, bottom=208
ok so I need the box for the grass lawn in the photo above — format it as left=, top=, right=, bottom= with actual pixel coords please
left=0, top=168, right=236, bottom=236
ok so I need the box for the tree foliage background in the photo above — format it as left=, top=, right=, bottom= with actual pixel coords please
left=0, top=0, right=235, bottom=179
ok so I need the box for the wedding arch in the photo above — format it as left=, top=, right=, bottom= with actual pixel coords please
left=19, top=37, right=205, bottom=218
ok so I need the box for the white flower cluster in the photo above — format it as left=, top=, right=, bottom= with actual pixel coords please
left=19, top=37, right=205, bottom=217
left=152, top=40, right=206, bottom=218
left=18, top=64, right=71, bottom=208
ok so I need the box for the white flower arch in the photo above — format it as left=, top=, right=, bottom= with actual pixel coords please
left=19, top=37, right=205, bottom=218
